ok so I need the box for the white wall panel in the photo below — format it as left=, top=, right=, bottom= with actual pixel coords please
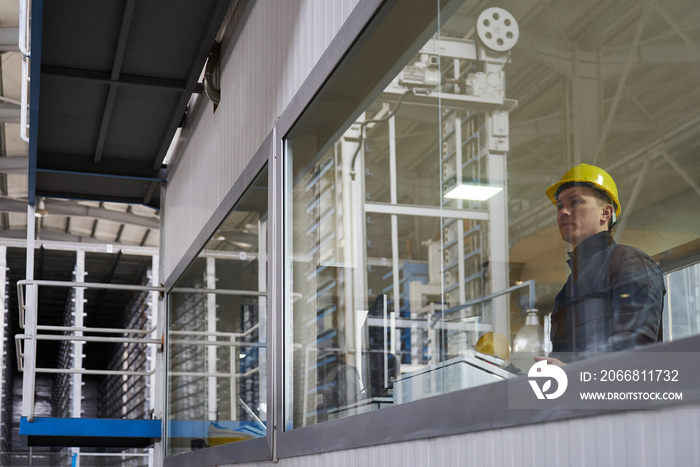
left=216, top=403, right=700, bottom=467
left=164, top=0, right=360, bottom=279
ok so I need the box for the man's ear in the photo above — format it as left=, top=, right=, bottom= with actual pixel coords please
left=601, top=204, right=614, bottom=225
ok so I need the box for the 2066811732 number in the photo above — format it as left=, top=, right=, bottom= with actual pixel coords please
left=599, top=369, right=679, bottom=382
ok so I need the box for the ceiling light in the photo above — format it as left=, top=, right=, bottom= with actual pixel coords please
left=443, top=183, right=503, bottom=201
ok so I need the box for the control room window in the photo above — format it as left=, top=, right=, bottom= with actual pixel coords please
left=284, top=0, right=700, bottom=429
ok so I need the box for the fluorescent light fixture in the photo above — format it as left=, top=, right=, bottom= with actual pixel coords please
left=444, top=183, right=503, bottom=201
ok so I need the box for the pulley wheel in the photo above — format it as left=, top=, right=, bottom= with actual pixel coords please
left=476, top=7, right=519, bottom=52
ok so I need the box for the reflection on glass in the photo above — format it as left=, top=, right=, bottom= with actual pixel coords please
left=166, top=167, right=268, bottom=456
left=284, top=0, right=700, bottom=431
left=285, top=1, right=520, bottom=430
left=664, top=263, right=700, bottom=341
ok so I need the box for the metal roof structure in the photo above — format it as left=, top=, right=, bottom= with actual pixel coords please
left=0, top=0, right=231, bottom=381
left=0, top=0, right=231, bottom=247
left=31, top=0, right=228, bottom=209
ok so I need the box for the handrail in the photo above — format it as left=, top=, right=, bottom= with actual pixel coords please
left=169, top=368, right=260, bottom=378
left=431, top=279, right=537, bottom=327
left=170, top=286, right=266, bottom=296
left=18, top=0, right=31, bottom=143
left=170, top=322, right=260, bottom=338
left=15, top=335, right=25, bottom=371
left=168, top=340, right=266, bottom=348
left=17, top=278, right=267, bottom=423
left=75, top=453, right=151, bottom=458
left=36, top=368, right=156, bottom=377
left=17, top=279, right=163, bottom=422
left=17, top=279, right=164, bottom=329
left=30, top=334, right=162, bottom=344
left=36, top=324, right=158, bottom=335
left=17, top=279, right=266, bottom=328
left=18, top=0, right=30, bottom=57
left=14, top=334, right=158, bottom=375
left=37, top=367, right=156, bottom=377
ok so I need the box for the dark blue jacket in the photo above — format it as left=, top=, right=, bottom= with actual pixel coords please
left=550, top=231, right=665, bottom=362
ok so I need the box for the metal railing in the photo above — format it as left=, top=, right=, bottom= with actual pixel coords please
left=16, top=279, right=267, bottom=423
left=431, top=279, right=537, bottom=326
left=18, top=0, right=31, bottom=143
left=16, top=279, right=163, bottom=422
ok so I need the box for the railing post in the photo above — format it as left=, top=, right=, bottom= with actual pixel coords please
left=71, top=250, right=85, bottom=466
left=21, top=282, right=38, bottom=422
left=149, top=254, right=160, bottom=467
left=18, top=0, right=31, bottom=143
left=22, top=204, right=36, bottom=422
left=206, top=257, right=218, bottom=421
left=0, top=246, right=6, bottom=435
left=152, top=253, right=165, bottom=467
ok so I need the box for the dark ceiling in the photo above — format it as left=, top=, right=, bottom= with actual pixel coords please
left=31, top=0, right=230, bottom=208
left=13, top=0, right=232, bottom=372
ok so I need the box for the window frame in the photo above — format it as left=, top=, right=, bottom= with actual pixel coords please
left=164, top=134, right=272, bottom=466
left=164, top=0, right=700, bottom=464
left=274, top=0, right=700, bottom=459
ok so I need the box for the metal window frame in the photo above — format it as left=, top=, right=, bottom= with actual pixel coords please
left=273, top=0, right=700, bottom=460
left=164, top=0, right=700, bottom=465
left=163, top=138, right=271, bottom=466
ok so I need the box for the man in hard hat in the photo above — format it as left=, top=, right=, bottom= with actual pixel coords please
left=543, top=164, right=665, bottom=364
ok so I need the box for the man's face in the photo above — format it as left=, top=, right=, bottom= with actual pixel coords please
left=556, top=186, right=611, bottom=247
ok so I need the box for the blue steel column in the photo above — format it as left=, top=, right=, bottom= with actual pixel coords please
left=22, top=0, right=43, bottom=424
left=27, top=0, right=43, bottom=207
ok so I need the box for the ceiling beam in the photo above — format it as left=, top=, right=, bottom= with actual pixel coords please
left=0, top=227, right=104, bottom=244
left=0, top=27, right=19, bottom=52
left=0, top=197, right=159, bottom=229
left=140, top=229, right=151, bottom=246
left=0, top=103, right=21, bottom=123
left=94, top=0, right=137, bottom=164
left=0, top=156, right=29, bottom=173
left=41, top=66, right=204, bottom=94
left=115, top=223, right=125, bottom=243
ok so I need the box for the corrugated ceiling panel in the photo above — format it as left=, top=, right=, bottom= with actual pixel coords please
left=164, top=0, right=360, bottom=279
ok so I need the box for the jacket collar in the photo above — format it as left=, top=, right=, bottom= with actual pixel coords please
left=567, top=231, right=614, bottom=268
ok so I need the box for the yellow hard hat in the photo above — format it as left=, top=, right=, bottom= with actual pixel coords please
left=475, top=332, right=510, bottom=361
left=545, top=163, right=621, bottom=217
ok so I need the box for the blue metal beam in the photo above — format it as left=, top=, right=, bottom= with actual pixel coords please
left=27, top=0, right=44, bottom=207
left=20, top=417, right=161, bottom=448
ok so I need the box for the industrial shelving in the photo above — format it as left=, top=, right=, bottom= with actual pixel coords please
left=1, top=262, right=11, bottom=466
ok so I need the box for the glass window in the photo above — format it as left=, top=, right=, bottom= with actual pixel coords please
left=284, top=0, right=700, bottom=430
left=166, top=167, right=268, bottom=456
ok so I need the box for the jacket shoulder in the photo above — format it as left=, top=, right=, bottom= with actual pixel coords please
left=610, top=243, right=651, bottom=260
left=609, top=243, right=663, bottom=275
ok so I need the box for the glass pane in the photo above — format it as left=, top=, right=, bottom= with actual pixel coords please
left=285, top=0, right=700, bottom=429
left=166, top=167, right=268, bottom=456
left=664, top=264, right=700, bottom=341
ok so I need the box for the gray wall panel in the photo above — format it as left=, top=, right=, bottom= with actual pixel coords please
left=163, top=0, right=360, bottom=280
left=212, top=403, right=700, bottom=467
